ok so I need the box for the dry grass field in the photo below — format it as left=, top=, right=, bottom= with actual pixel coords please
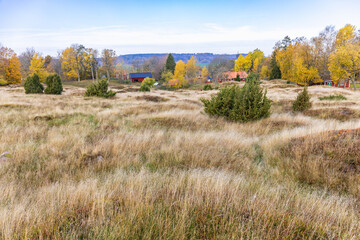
left=0, top=80, right=360, bottom=239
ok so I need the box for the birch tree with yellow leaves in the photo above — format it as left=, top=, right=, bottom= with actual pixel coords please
left=329, top=24, right=360, bottom=90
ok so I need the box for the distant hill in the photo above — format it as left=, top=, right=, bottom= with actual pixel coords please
left=117, top=53, right=245, bottom=66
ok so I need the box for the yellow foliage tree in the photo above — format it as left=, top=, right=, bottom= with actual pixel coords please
left=235, top=54, right=252, bottom=73
left=202, top=66, right=209, bottom=82
left=329, top=42, right=360, bottom=90
left=174, top=60, right=187, bottom=88
left=30, top=53, right=47, bottom=82
left=61, top=47, right=79, bottom=80
left=185, top=56, right=198, bottom=83
left=0, top=47, right=21, bottom=84
left=277, top=42, right=321, bottom=85
left=5, top=56, right=21, bottom=84
left=335, top=24, right=356, bottom=48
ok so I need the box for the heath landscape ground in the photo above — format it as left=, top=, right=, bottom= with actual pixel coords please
left=0, top=80, right=360, bottom=239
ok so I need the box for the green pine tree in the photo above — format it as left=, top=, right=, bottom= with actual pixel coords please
left=269, top=51, right=281, bottom=80
left=24, top=73, right=44, bottom=94
left=201, top=78, right=271, bottom=122
left=292, top=87, right=312, bottom=112
left=44, top=74, right=63, bottom=95
left=165, top=53, right=176, bottom=74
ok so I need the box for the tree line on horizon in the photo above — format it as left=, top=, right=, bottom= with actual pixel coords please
left=0, top=24, right=359, bottom=89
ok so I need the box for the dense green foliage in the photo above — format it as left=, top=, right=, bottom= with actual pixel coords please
left=24, top=73, right=44, bottom=94
left=201, top=80, right=271, bottom=122
left=319, top=94, right=347, bottom=101
left=203, top=84, right=213, bottom=91
left=292, top=87, right=312, bottom=112
left=165, top=54, right=176, bottom=74
left=246, top=72, right=260, bottom=83
left=44, top=74, right=63, bottom=95
left=234, top=74, right=241, bottom=82
left=269, top=51, right=281, bottom=80
left=139, top=77, right=155, bottom=92
left=85, top=79, right=116, bottom=98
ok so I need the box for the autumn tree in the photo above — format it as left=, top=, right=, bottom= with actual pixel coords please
left=61, top=47, right=79, bottom=81
left=311, top=26, right=337, bottom=80
left=85, top=48, right=98, bottom=81
left=101, top=49, right=117, bottom=80
left=5, top=56, right=21, bottom=84
left=276, top=39, right=321, bottom=85
left=329, top=25, right=360, bottom=90
left=30, top=53, right=47, bottom=82
left=0, top=46, right=21, bottom=84
left=19, top=48, right=35, bottom=78
left=174, top=60, right=186, bottom=88
left=235, top=54, right=252, bottom=73
left=202, top=66, right=209, bottom=82
left=185, top=56, right=198, bottom=83
left=165, top=53, right=176, bottom=74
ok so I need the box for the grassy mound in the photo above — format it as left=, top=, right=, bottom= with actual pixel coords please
left=276, top=129, right=360, bottom=197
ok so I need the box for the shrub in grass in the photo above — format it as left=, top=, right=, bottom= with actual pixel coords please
left=24, top=73, right=44, bottom=94
left=203, top=84, right=213, bottom=91
left=292, top=87, right=311, bottom=112
left=246, top=72, right=260, bottom=83
left=319, top=94, right=347, bottom=101
left=44, top=74, right=63, bottom=95
left=85, top=79, right=116, bottom=98
left=201, top=78, right=271, bottom=122
left=139, top=77, right=155, bottom=92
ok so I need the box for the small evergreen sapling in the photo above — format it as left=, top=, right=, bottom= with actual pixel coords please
left=292, top=87, right=312, bottom=112
left=44, top=74, right=63, bottom=95
left=24, top=73, right=44, bottom=94
left=85, top=79, right=116, bottom=98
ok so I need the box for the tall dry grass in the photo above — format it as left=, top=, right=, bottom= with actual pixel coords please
left=0, top=82, right=359, bottom=239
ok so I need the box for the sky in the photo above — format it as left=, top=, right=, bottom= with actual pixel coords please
left=0, top=0, right=360, bottom=56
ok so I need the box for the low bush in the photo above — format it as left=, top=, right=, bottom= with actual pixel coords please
left=246, top=72, right=260, bottom=83
left=292, top=87, right=311, bottom=112
left=203, top=84, right=213, bottom=91
left=319, top=94, right=347, bottom=101
left=201, top=78, right=271, bottom=122
left=44, top=74, right=63, bottom=95
left=24, top=73, right=44, bottom=94
left=139, top=77, right=156, bottom=92
left=85, top=79, right=116, bottom=98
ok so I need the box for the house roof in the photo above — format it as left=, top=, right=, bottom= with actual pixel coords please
left=129, top=72, right=152, bottom=79
left=223, top=71, right=248, bottom=79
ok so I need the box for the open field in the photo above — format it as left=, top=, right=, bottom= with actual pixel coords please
left=0, top=80, right=360, bottom=239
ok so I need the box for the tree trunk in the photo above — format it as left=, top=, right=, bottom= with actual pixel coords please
left=78, top=71, right=80, bottom=82
left=352, top=75, right=356, bottom=91
left=96, top=69, right=99, bottom=81
left=107, top=70, right=110, bottom=81
left=91, top=67, right=94, bottom=82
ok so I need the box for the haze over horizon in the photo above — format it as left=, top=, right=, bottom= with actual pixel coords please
left=1, top=0, right=360, bottom=56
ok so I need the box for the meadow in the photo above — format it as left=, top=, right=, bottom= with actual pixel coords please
left=0, top=80, right=360, bottom=239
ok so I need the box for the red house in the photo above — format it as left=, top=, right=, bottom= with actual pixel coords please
left=129, top=72, right=152, bottom=83
left=323, top=79, right=350, bottom=88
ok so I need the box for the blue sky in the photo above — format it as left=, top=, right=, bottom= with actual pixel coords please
left=1, top=0, right=360, bottom=56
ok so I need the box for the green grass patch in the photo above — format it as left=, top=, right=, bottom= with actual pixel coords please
left=319, top=94, right=347, bottom=101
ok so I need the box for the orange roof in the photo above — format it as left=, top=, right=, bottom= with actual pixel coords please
left=223, top=71, right=248, bottom=79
